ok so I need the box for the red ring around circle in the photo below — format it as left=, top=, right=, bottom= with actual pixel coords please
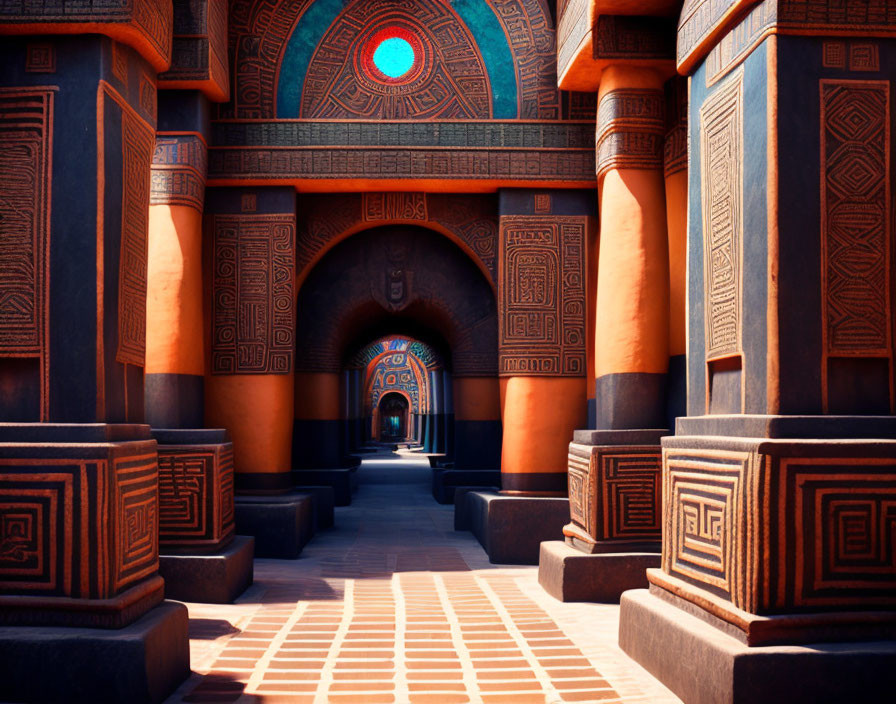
left=360, top=26, right=425, bottom=85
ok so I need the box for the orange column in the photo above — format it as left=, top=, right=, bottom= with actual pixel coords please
left=453, top=376, right=502, bottom=468
left=203, top=187, right=297, bottom=492
left=293, top=371, right=343, bottom=468
left=593, top=67, right=670, bottom=430
left=145, top=131, right=207, bottom=428
left=497, top=190, right=591, bottom=493
left=664, top=76, right=688, bottom=427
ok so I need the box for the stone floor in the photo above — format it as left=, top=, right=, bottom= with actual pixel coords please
left=165, top=451, right=681, bottom=704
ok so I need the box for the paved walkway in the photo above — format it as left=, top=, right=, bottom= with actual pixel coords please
left=165, top=451, right=680, bottom=704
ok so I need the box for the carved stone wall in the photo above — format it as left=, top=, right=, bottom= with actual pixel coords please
left=150, top=133, right=208, bottom=211
left=596, top=88, right=665, bottom=179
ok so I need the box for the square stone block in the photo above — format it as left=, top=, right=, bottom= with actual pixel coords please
left=153, top=429, right=235, bottom=554
left=468, top=492, right=569, bottom=565
left=661, top=434, right=896, bottom=618
left=565, top=430, right=664, bottom=552
left=0, top=424, right=164, bottom=627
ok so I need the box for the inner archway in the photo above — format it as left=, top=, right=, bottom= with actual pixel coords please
left=376, top=393, right=409, bottom=441
left=292, top=223, right=502, bottom=470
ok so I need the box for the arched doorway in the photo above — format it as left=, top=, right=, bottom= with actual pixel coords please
left=376, top=392, right=409, bottom=441
left=293, top=224, right=502, bottom=469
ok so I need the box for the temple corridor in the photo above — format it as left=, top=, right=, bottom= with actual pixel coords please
left=165, top=450, right=680, bottom=704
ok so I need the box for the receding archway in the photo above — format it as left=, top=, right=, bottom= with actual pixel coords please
left=376, top=392, right=410, bottom=441
left=292, top=224, right=501, bottom=469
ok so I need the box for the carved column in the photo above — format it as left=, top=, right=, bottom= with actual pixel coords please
left=0, top=27, right=190, bottom=702
left=620, top=4, right=896, bottom=701
left=498, top=189, right=591, bottom=496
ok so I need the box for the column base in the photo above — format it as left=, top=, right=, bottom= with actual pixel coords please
left=454, top=487, right=500, bottom=530
left=294, top=485, right=335, bottom=531
left=0, top=575, right=164, bottom=629
left=0, top=600, right=190, bottom=703
left=291, top=469, right=354, bottom=506
left=158, top=535, right=254, bottom=603
left=234, top=492, right=313, bottom=559
left=466, top=492, right=569, bottom=564
left=619, top=589, right=896, bottom=704
left=432, top=468, right=501, bottom=504
left=537, top=541, right=659, bottom=602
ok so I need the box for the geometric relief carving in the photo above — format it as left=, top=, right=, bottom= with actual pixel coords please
left=823, top=41, right=881, bottom=72
left=596, top=89, right=665, bottom=178
left=25, top=43, right=55, bottom=73
left=773, top=457, right=896, bottom=610
left=0, top=89, right=53, bottom=362
left=150, top=133, right=208, bottom=211
left=116, top=105, right=154, bottom=367
left=114, top=451, right=158, bottom=592
left=701, top=69, right=743, bottom=360
left=664, top=448, right=753, bottom=607
left=499, top=216, right=586, bottom=376
left=212, top=214, right=296, bottom=374
left=567, top=444, right=662, bottom=545
left=820, top=80, right=890, bottom=356
left=0, top=450, right=158, bottom=600
left=363, top=193, right=427, bottom=222
left=158, top=444, right=235, bottom=550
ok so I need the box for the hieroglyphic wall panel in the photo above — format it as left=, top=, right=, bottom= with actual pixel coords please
left=115, top=106, right=154, bottom=367
left=0, top=89, right=53, bottom=419
left=212, top=214, right=295, bottom=374
left=25, top=43, right=55, bottom=73
left=820, top=81, right=890, bottom=357
left=700, top=70, right=743, bottom=360
left=363, top=193, right=427, bottom=222
left=596, top=89, right=665, bottom=179
left=150, top=133, right=208, bottom=211
left=158, top=443, right=235, bottom=549
left=499, top=216, right=586, bottom=376
left=159, top=0, right=229, bottom=99
left=0, top=448, right=158, bottom=600
left=664, top=77, right=688, bottom=177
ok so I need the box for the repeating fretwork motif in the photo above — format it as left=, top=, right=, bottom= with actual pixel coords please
left=212, top=214, right=296, bottom=374
left=595, top=89, right=665, bottom=179
left=0, top=89, right=52, bottom=365
left=700, top=70, right=743, bottom=360
left=820, top=80, right=890, bottom=356
left=499, top=216, right=586, bottom=376
left=116, top=107, right=155, bottom=367
left=150, top=133, right=208, bottom=211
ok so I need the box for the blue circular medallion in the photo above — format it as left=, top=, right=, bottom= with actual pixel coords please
left=372, top=37, right=415, bottom=79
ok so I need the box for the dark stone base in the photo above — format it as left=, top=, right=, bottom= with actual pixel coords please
left=466, top=492, right=569, bottom=564
left=295, top=485, right=335, bottom=531
left=234, top=492, right=313, bottom=559
left=291, top=469, right=354, bottom=506
left=619, top=589, right=896, bottom=704
left=158, top=536, right=254, bottom=603
left=537, top=541, right=658, bottom=602
left=432, top=469, right=501, bottom=504
left=454, top=486, right=499, bottom=530
left=0, top=600, right=190, bottom=703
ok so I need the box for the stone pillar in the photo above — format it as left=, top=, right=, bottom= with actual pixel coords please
left=145, top=99, right=208, bottom=429
left=0, top=27, right=190, bottom=702
left=620, top=7, right=896, bottom=702
left=429, top=370, right=441, bottom=454
left=498, top=189, right=591, bottom=495
left=541, top=55, right=675, bottom=600
left=442, top=369, right=455, bottom=458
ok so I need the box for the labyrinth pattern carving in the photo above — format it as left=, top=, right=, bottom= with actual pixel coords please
left=596, top=89, right=665, bottom=178
left=0, top=89, right=52, bottom=383
left=158, top=444, right=235, bottom=550
left=151, top=134, right=208, bottom=211
left=701, top=71, right=743, bottom=360
left=820, top=81, right=890, bottom=357
left=0, top=450, right=158, bottom=600
left=116, top=107, right=155, bottom=367
left=566, top=445, right=661, bottom=544
left=499, top=216, right=586, bottom=376
left=212, top=214, right=296, bottom=374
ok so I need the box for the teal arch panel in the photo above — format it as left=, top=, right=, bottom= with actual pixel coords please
left=276, top=0, right=518, bottom=118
